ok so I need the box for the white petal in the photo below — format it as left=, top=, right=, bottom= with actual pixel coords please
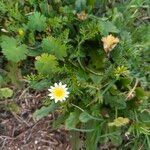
left=54, top=83, right=58, bottom=87
left=54, top=99, right=59, bottom=103
left=49, top=93, right=54, bottom=97
left=50, top=86, right=55, bottom=89
left=65, top=95, right=69, bottom=98
left=60, top=98, right=64, bottom=102
left=63, top=98, right=67, bottom=101
left=48, top=89, right=53, bottom=92
left=66, top=92, right=69, bottom=95
left=64, top=87, right=68, bottom=91
left=48, top=93, right=51, bottom=96
left=62, top=84, right=67, bottom=88
left=59, top=82, right=62, bottom=86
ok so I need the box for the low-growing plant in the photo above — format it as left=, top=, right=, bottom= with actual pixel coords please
left=0, top=0, right=149, bottom=149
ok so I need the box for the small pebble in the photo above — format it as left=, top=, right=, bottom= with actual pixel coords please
left=35, top=140, right=38, bottom=144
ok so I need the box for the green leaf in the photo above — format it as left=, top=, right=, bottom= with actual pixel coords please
left=118, top=77, right=132, bottom=88
left=105, top=93, right=126, bottom=109
left=110, top=132, right=122, bottom=146
left=0, top=88, right=13, bottom=99
left=87, top=0, right=95, bottom=7
left=89, top=50, right=105, bottom=70
left=8, top=102, right=20, bottom=113
left=79, top=112, right=91, bottom=123
left=99, top=20, right=119, bottom=35
left=75, top=0, right=86, bottom=11
left=86, top=121, right=101, bottom=150
left=0, top=75, right=4, bottom=86
left=30, top=79, right=50, bottom=91
left=109, top=86, right=120, bottom=95
left=27, top=12, right=46, bottom=32
left=135, top=87, right=148, bottom=99
left=80, top=22, right=99, bottom=40
left=35, top=53, right=60, bottom=76
left=52, top=113, right=69, bottom=129
left=1, top=36, right=28, bottom=63
left=42, top=37, right=67, bottom=60
left=139, top=111, right=150, bottom=124
left=69, top=131, right=83, bottom=150
left=33, top=101, right=57, bottom=120
left=65, top=111, right=80, bottom=129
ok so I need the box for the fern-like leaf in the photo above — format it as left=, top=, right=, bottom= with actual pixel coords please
left=1, top=36, right=28, bottom=63
left=42, top=37, right=67, bottom=60
left=35, top=53, right=60, bottom=75
left=27, top=12, right=46, bottom=32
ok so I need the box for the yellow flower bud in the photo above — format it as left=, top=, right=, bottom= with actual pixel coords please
left=108, top=117, right=130, bottom=127
left=114, top=66, right=128, bottom=77
left=18, top=29, right=24, bottom=36
left=77, top=11, right=88, bottom=21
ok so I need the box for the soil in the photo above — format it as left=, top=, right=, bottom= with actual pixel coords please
left=0, top=89, right=71, bottom=150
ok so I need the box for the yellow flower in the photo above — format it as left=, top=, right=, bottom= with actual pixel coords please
left=108, top=117, right=130, bottom=127
left=114, top=65, right=128, bottom=77
left=101, top=34, right=119, bottom=53
left=77, top=11, right=88, bottom=21
left=48, top=82, right=69, bottom=103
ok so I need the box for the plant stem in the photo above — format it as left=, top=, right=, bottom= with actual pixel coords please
left=6, top=61, right=22, bottom=88
left=126, top=79, right=139, bottom=100
left=115, top=107, right=118, bottom=118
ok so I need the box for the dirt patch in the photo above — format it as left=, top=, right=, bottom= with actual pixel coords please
left=0, top=90, right=71, bottom=150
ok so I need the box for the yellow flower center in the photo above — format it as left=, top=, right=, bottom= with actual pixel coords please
left=54, top=88, right=64, bottom=98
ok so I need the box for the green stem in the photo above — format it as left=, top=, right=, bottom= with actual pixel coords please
left=115, top=107, right=118, bottom=118
left=85, top=66, right=103, bottom=76
left=7, top=61, right=22, bottom=88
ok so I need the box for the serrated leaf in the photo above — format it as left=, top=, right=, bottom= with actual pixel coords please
left=1, top=36, right=28, bottom=63
left=33, top=101, right=57, bottom=120
left=0, top=88, right=13, bottom=99
left=42, top=37, right=67, bottom=60
left=99, top=20, right=119, bottom=35
left=35, top=53, right=60, bottom=75
left=27, top=12, right=46, bottom=32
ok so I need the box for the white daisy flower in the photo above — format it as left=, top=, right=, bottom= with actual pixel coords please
left=48, top=82, right=69, bottom=103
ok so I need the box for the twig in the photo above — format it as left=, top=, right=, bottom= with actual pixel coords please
left=141, top=16, right=150, bottom=20
left=126, top=79, right=139, bottom=100
left=12, top=112, right=30, bottom=127
left=0, top=99, right=13, bottom=104
left=1, top=137, right=7, bottom=149
left=19, top=87, right=30, bottom=99
left=0, top=135, right=13, bottom=139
